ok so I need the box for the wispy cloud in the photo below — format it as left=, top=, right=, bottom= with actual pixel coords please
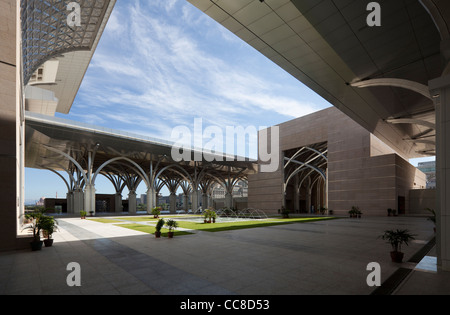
left=71, top=0, right=328, bottom=143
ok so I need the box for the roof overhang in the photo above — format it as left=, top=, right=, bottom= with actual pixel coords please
left=21, top=0, right=116, bottom=115
left=188, top=0, right=445, bottom=158
left=25, top=112, right=257, bottom=180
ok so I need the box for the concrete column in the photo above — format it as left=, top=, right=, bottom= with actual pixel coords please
left=202, top=192, right=208, bottom=210
left=146, top=187, right=155, bottom=214
left=191, top=189, right=199, bottom=212
left=430, top=75, right=450, bottom=271
left=306, top=187, right=312, bottom=214
left=208, top=193, right=213, bottom=210
left=183, top=194, right=189, bottom=211
left=169, top=192, right=177, bottom=214
left=225, top=192, right=233, bottom=209
left=294, top=174, right=300, bottom=213
left=84, top=184, right=96, bottom=215
left=0, top=0, right=29, bottom=250
left=325, top=168, right=329, bottom=211
left=128, top=190, right=137, bottom=215
left=73, top=188, right=84, bottom=215
left=66, top=191, right=74, bottom=214
left=115, top=192, right=122, bottom=213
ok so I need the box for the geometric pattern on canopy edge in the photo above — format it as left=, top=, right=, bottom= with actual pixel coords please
left=21, top=0, right=111, bottom=85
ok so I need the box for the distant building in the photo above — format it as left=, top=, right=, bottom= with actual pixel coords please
left=212, top=181, right=248, bottom=199
left=36, top=197, right=45, bottom=206
left=140, top=194, right=147, bottom=205
left=417, top=161, right=436, bottom=189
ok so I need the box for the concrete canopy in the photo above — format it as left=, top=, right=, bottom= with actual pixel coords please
left=188, top=0, right=444, bottom=159
left=22, top=0, right=116, bottom=115
left=25, top=112, right=257, bottom=188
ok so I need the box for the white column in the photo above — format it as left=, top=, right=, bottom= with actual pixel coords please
left=430, top=75, right=450, bottom=271
left=294, top=174, right=299, bottom=213
left=325, top=168, right=329, bottom=211
left=169, top=192, right=177, bottom=214
left=66, top=191, right=74, bottom=214
left=73, top=188, right=84, bottom=215
left=128, top=190, right=137, bottom=215
left=146, top=187, right=155, bottom=214
left=191, top=189, right=199, bottom=212
left=225, top=192, right=233, bottom=209
left=202, top=193, right=208, bottom=210
left=183, top=194, right=189, bottom=211
left=115, top=192, right=122, bottom=213
left=84, top=184, right=96, bottom=215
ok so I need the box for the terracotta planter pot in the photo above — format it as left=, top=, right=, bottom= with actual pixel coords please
left=390, top=251, right=404, bottom=263
left=44, top=239, right=54, bottom=247
left=168, top=231, right=174, bottom=238
left=155, top=231, right=161, bottom=238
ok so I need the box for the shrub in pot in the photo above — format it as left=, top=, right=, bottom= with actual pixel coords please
left=152, top=206, right=161, bottom=218
left=380, top=229, right=416, bottom=263
left=80, top=210, right=87, bottom=219
left=22, top=210, right=45, bottom=251
left=165, top=219, right=178, bottom=238
left=281, top=207, right=290, bottom=218
left=40, top=215, right=58, bottom=247
left=155, top=218, right=165, bottom=238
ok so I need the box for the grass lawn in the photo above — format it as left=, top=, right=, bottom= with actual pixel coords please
left=90, top=216, right=338, bottom=235
left=176, top=216, right=337, bottom=232
left=116, top=223, right=193, bottom=237
left=88, top=218, right=123, bottom=223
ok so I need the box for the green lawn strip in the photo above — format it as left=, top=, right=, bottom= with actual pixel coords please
left=88, top=218, right=122, bottom=223
left=176, top=216, right=337, bottom=232
left=116, top=215, right=202, bottom=222
left=116, top=223, right=193, bottom=237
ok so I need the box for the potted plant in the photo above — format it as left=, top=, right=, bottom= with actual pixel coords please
left=210, top=210, right=217, bottom=223
left=204, top=209, right=210, bottom=223
left=387, top=208, right=392, bottom=216
left=22, top=210, right=45, bottom=251
left=155, top=218, right=165, bottom=238
left=348, top=208, right=356, bottom=218
left=80, top=210, right=87, bottom=219
left=40, top=215, right=58, bottom=247
left=320, top=207, right=327, bottom=215
left=281, top=207, right=290, bottom=218
left=152, top=206, right=161, bottom=218
left=165, top=219, right=178, bottom=238
left=392, top=209, right=397, bottom=216
left=426, top=207, right=436, bottom=233
left=349, top=206, right=361, bottom=218
left=380, top=229, right=416, bottom=263
left=89, top=210, right=94, bottom=217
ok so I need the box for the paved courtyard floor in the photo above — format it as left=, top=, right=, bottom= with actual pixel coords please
left=0, top=215, right=448, bottom=295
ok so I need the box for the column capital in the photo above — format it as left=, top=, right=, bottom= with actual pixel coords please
left=429, top=74, right=450, bottom=94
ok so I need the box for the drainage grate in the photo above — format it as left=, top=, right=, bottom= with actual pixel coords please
left=408, top=237, right=436, bottom=263
left=371, top=236, right=436, bottom=295
left=371, top=268, right=412, bottom=295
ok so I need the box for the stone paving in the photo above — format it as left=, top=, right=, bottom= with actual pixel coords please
left=0, top=215, right=447, bottom=295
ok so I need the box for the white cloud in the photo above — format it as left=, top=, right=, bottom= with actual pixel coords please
left=75, top=0, right=326, bottom=143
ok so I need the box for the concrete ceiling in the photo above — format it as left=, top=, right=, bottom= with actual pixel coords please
left=25, top=112, right=257, bottom=181
left=22, top=0, right=116, bottom=115
left=188, top=0, right=447, bottom=159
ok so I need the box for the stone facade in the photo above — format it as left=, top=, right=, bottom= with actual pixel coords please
left=248, top=107, right=426, bottom=216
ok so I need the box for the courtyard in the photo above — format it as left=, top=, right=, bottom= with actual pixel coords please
left=0, top=215, right=445, bottom=296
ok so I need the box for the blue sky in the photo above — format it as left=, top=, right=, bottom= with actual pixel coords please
left=24, top=0, right=433, bottom=204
